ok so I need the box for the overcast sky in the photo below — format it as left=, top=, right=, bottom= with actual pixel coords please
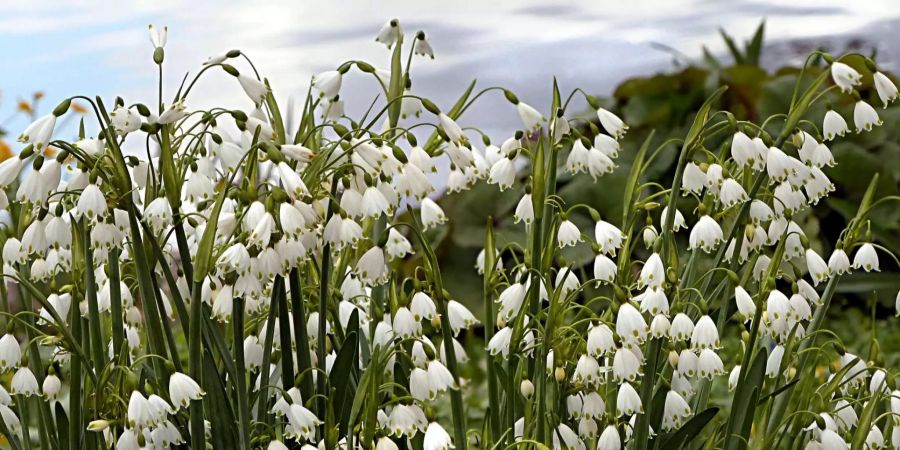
left=1, top=0, right=898, bottom=142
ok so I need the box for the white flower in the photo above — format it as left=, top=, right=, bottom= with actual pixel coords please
left=828, top=249, right=851, bottom=275
left=413, top=32, right=434, bottom=59
left=595, top=220, right=624, bottom=256
left=662, top=390, right=691, bottom=430
left=587, top=323, right=616, bottom=356
left=376, top=437, right=399, bottom=450
left=613, top=347, right=642, bottom=382
left=42, top=373, right=61, bottom=400
left=705, top=163, right=724, bottom=193
left=557, top=220, right=582, bottom=248
left=731, top=131, right=756, bottom=168
left=0, top=334, right=22, bottom=370
left=805, top=249, right=831, bottom=285
left=76, top=183, right=107, bottom=220
left=616, top=381, right=642, bottom=416
left=168, top=372, right=204, bottom=410
left=375, top=19, right=401, bottom=48
left=447, top=300, right=478, bottom=334
left=616, top=303, right=648, bottom=345
left=488, top=157, right=516, bottom=190
left=421, top=198, right=447, bottom=230
left=285, top=403, right=321, bottom=441
left=268, top=441, right=290, bottom=450
left=438, top=113, right=465, bottom=144
left=819, top=428, right=849, bottom=450
left=148, top=24, right=167, bottom=48
left=865, top=425, right=884, bottom=449
left=0, top=157, right=23, bottom=188
left=324, top=215, right=362, bottom=250
left=728, top=365, right=742, bottom=391
left=157, top=100, right=187, bottom=124
left=670, top=313, right=694, bottom=342
left=244, top=336, right=264, bottom=370
left=852, top=243, right=879, bottom=272
left=566, top=139, right=591, bottom=174
left=660, top=207, right=686, bottom=231
left=238, top=74, right=269, bottom=105
left=594, top=133, right=620, bottom=158
left=873, top=72, right=899, bottom=107
left=18, top=114, right=56, bottom=150
left=823, top=110, right=849, bottom=141
left=719, top=178, right=748, bottom=207
left=393, top=307, right=421, bottom=338
left=697, top=349, right=724, bottom=378
left=516, top=102, right=542, bottom=129
left=691, top=316, right=719, bottom=350
left=677, top=349, right=698, bottom=377
left=110, top=106, right=141, bottom=135
left=597, top=108, right=628, bottom=139
left=487, top=327, right=512, bottom=357
left=127, top=391, right=154, bottom=428
left=581, top=391, right=605, bottom=419
left=423, top=422, right=453, bottom=450
left=386, top=229, right=412, bottom=259
left=498, top=283, right=526, bottom=321
left=766, top=290, right=792, bottom=339
left=10, top=367, right=38, bottom=396
left=853, top=101, right=882, bottom=132
left=514, top=193, right=534, bottom=225
left=765, top=345, right=784, bottom=378
left=587, top=147, right=616, bottom=179
left=689, top=216, right=723, bottom=253
left=636, top=287, right=668, bottom=316
left=397, top=163, right=433, bottom=200
left=682, top=162, right=706, bottom=195
left=639, top=253, right=664, bottom=289
left=312, top=70, right=342, bottom=99
left=574, top=355, right=603, bottom=386
left=597, top=425, right=621, bottom=450
left=734, top=286, right=756, bottom=322
left=650, top=314, right=671, bottom=338
left=830, top=62, right=861, bottom=93
left=593, top=254, right=617, bottom=284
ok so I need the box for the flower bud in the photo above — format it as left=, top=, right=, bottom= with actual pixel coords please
left=520, top=379, right=534, bottom=399
left=503, top=89, right=520, bottom=105
left=421, top=98, right=441, bottom=115
left=52, top=98, right=72, bottom=117
left=153, top=47, right=165, bottom=65
left=668, top=350, right=679, bottom=368
left=87, top=420, right=110, bottom=432
left=222, top=64, right=240, bottom=77
left=554, top=366, right=566, bottom=382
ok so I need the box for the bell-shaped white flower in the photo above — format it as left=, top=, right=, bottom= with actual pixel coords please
left=670, top=313, right=694, bottom=342
left=853, top=101, right=882, bottom=132
left=488, top=157, right=516, bottom=190
left=423, top=422, right=453, bottom=450
left=689, top=216, right=723, bottom=253
left=682, top=162, right=706, bottom=195
left=616, top=303, right=648, bottom=345
left=514, top=193, right=534, bottom=225
left=237, top=74, right=269, bottom=105
left=593, top=254, right=617, bottom=284
left=447, top=300, right=478, bottom=335
left=827, top=249, right=851, bottom=275
left=10, top=367, right=38, bottom=396
left=734, top=286, right=756, bottom=322
left=616, top=381, right=642, bottom=416
left=639, top=253, right=664, bottom=289
left=0, top=334, right=22, bottom=370
left=312, top=70, right=342, bottom=99
left=852, top=243, right=879, bottom=272
left=805, top=248, right=831, bottom=285
left=823, top=109, right=849, bottom=141
left=557, top=219, right=582, bottom=248
left=595, top=220, right=624, bottom=256
left=420, top=198, right=447, bottom=230
left=168, top=372, right=204, bottom=410
left=830, top=62, right=861, bottom=93
left=662, top=390, right=691, bottom=430
left=18, top=114, right=56, bottom=150
left=596, top=108, right=628, bottom=139
left=873, top=72, right=899, bottom=107
left=613, top=347, right=642, bottom=382
left=587, top=323, right=615, bottom=357
left=597, top=425, right=621, bottom=450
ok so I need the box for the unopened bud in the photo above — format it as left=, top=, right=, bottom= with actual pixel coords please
left=52, top=98, right=72, bottom=117
left=221, top=64, right=240, bottom=77
left=554, top=367, right=566, bottom=382
left=668, top=350, right=679, bottom=368
left=87, top=420, right=110, bottom=432
left=153, top=47, right=165, bottom=65
left=520, top=379, right=534, bottom=399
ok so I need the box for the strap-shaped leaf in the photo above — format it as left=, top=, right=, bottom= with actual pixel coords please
left=660, top=407, right=720, bottom=449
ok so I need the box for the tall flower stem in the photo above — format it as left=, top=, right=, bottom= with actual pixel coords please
left=233, top=297, right=251, bottom=450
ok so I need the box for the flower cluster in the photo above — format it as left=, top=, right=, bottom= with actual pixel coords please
left=0, top=19, right=896, bottom=450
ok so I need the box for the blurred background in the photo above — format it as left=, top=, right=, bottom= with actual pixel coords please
left=1, top=0, right=898, bottom=361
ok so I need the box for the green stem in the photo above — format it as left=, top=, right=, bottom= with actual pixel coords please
left=289, top=269, right=314, bottom=401
left=108, top=248, right=125, bottom=362
left=81, top=220, right=106, bottom=369
left=188, top=279, right=206, bottom=450
left=233, top=297, right=251, bottom=450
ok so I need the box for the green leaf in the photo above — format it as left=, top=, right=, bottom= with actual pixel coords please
left=331, top=309, right=359, bottom=436
left=745, top=21, right=765, bottom=66
left=55, top=403, right=69, bottom=450
left=660, top=407, right=720, bottom=449
left=622, top=131, right=655, bottom=224
left=724, top=347, right=767, bottom=450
